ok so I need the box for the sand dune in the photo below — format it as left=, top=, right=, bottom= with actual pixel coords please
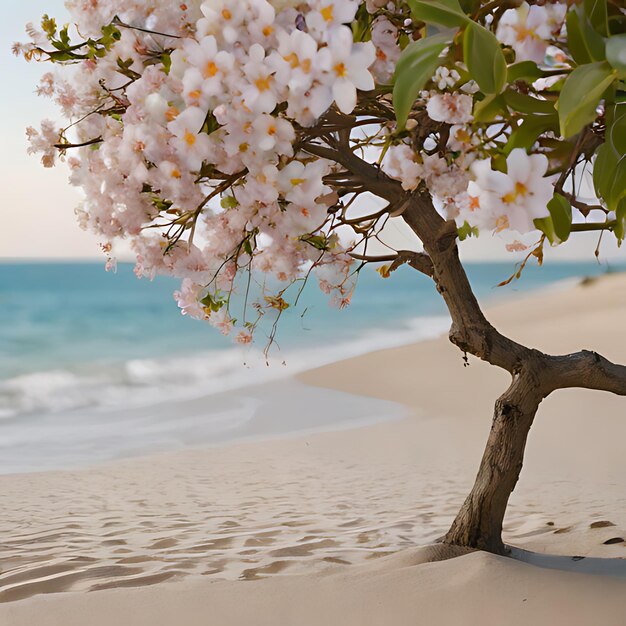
left=1, top=273, right=626, bottom=623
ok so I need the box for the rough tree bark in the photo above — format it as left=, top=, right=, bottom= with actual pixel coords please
left=402, top=193, right=626, bottom=554
left=304, top=137, right=626, bottom=554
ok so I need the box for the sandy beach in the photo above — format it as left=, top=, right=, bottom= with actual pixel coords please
left=1, top=273, right=626, bottom=625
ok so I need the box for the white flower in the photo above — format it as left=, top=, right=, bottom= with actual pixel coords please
left=370, top=17, right=401, bottom=83
left=433, top=66, right=460, bottom=90
left=496, top=2, right=567, bottom=64
left=26, top=120, right=61, bottom=168
left=382, top=144, right=423, bottom=191
left=270, top=29, right=320, bottom=93
left=174, top=279, right=208, bottom=320
left=181, top=36, right=235, bottom=109
left=426, top=93, right=473, bottom=124
left=277, top=160, right=331, bottom=210
left=306, top=0, right=360, bottom=42
left=198, top=0, right=248, bottom=43
left=318, top=26, right=376, bottom=114
left=242, top=44, right=281, bottom=114
left=251, top=114, right=295, bottom=154
left=168, top=106, right=211, bottom=171
left=447, top=125, right=479, bottom=152
left=209, top=308, right=234, bottom=335
left=466, top=148, right=553, bottom=234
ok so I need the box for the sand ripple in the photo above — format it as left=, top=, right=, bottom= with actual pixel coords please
left=1, top=435, right=625, bottom=603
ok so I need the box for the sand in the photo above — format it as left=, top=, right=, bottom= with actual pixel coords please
left=1, top=272, right=626, bottom=624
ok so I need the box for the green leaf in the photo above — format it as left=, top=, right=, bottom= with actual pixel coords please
left=459, top=0, right=480, bottom=13
left=472, top=93, right=505, bottom=122
left=534, top=216, right=557, bottom=244
left=457, top=220, right=479, bottom=241
left=300, top=234, right=329, bottom=251
left=606, top=103, right=626, bottom=155
left=584, top=0, right=609, bottom=37
left=161, top=52, right=172, bottom=74
left=200, top=293, right=225, bottom=313
left=615, top=197, right=626, bottom=241
left=504, top=114, right=559, bottom=154
left=593, top=141, right=619, bottom=200
left=556, top=61, right=616, bottom=137
left=607, top=155, right=626, bottom=213
left=547, top=193, right=572, bottom=242
left=221, top=195, right=238, bottom=209
left=408, top=0, right=469, bottom=28
left=535, top=195, right=571, bottom=244
left=566, top=8, right=606, bottom=64
left=593, top=106, right=626, bottom=214
left=606, top=34, right=626, bottom=77
left=41, top=15, right=58, bottom=37
left=352, top=3, right=372, bottom=42
left=507, top=61, right=542, bottom=83
left=503, top=90, right=556, bottom=115
left=393, top=34, right=451, bottom=129
left=463, top=22, right=507, bottom=94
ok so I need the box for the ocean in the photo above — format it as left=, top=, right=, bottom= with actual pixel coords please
left=0, top=260, right=620, bottom=473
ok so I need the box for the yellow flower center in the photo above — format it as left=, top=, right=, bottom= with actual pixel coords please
left=284, top=52, right=299, bottom=68
left=263, top=25, right=274, bottom=37
left=267, top=125, right=277, bottom=136
left=184, top=130, right=196, bottom=146
left=502, top=181, right=528, bottom=204
left=290, top=178, right=305, bottom=186
left=222, top=8, right=232, bottom=20
left=165, top=106, right=180, bottom=121
left=255, top=76, right=271, bottom=92
left=455, top=128, right=472, bottom=144
left=171, top=168, right=182, bottom=179
left=334, top=62, right=347, bottom=77
left=204, top=61, right=218, bottom=78
left=321, top=5, right=334, bottom=22
left=516, top=25, right=539, bottom=41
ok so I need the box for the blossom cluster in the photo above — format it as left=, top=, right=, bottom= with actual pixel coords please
left=22, top=0, right=384, bottom=339
left=21, top=0, right=595, bottom=342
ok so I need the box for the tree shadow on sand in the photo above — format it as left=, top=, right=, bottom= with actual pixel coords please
left=510, top=546, right=626, bottom=578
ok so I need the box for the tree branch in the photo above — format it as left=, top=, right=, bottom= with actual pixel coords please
left=399, top=193, right=626, bottom=399
left=301, top=141, right=407, bottom=206
left=570, top=221, right=617, bottom=233
left=401, top=193, right=531, bottom=373
left=350, top=250, right=434, bottom=278
left=304, top=132, right=626, bottom=402
left=54, top=137, right=103, bottom=150
left=545, top=350, right=626, bottom=396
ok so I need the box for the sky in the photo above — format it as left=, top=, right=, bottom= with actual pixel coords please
left=0, top=3, right=622, bottom=263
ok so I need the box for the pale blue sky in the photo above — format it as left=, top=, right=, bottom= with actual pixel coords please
left=0, top=4, right=621, bottom=262
left=1, top=1, right=101, bottom=259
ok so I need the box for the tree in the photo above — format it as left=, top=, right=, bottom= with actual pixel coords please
left=17, top=0, right=626, bottom=554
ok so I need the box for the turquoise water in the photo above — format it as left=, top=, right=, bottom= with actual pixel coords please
left=0, top=260, right=620, bottom=472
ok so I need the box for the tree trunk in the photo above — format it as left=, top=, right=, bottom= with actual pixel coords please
left=443, top=373, right=542, bottom=554
left=310, top=150, right=626, bottom=555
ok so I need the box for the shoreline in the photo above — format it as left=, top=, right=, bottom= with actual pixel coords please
left=1, top=267, right=610, bottom=477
